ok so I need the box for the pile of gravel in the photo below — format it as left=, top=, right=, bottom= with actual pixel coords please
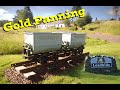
left=4, top=67, right=33, bottom=84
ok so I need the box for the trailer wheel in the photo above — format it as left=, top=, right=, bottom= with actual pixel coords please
left=28, top=55, right=38, bottom=61
left=72, top=49, right=77, bottom=56
left=38, top=56, right=48, bottom=64
left=78, top=48, right=83, bottom=54
left=52, top=52, right=58, bottom=61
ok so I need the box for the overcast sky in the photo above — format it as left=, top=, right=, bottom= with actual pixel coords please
left=0, top=6, right=118, bottom=21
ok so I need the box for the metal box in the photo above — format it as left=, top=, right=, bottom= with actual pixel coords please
left=62, top=33, right=86, bottom=48
left=24, top=32, right=62, bottom=54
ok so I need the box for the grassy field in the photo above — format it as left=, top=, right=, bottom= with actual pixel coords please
left=82, top=21, right=120, bottom=35
left=0, top=21, right=120, bottom=55
left=0, top=21, right=120, bottom=84
left=0, top=37, right=120, bottom=84
left=40, top=38, right=120, bottom=84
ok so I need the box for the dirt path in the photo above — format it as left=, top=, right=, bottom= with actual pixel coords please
left=87, top=32, right=120, bottom=43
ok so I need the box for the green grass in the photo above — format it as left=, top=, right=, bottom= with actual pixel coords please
left=0, top=37, right=120, bottom=84
left=83, top=21, right=120, bottom=35
left=0, top=21, right=120, bottom=84
left=39, top=37, right=120, bottom=84
left=0, top=32, right=23, bottom=55
left=0, top=21, right=119, bottom=55
left=0, top=27, right=80, bottom=55
left=0, top=55, right=24, bottom=84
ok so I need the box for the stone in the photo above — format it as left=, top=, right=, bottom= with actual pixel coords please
left=85, top=55, right=118, bottom=73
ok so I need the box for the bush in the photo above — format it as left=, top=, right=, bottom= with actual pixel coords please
left=84, top=13, right=92, bottom=24
left=56, top=27, right=59, bottom=29
left=63, top=19, right=70, bottom=27
left=75, top=18, right=86, bottom=27
left=88, top=27, right=99, bottom=31
left=110, top=18, right=116, bottom=21
left=69, top=26, right=78, bottom=31
left=88, top=28, right=95, bottom=31
left=75, top=13, right=92, bottom=27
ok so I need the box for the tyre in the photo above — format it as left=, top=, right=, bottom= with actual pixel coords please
left=38, top=56, right=48, bottom=64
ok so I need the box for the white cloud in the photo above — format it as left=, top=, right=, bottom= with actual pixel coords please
left=0, top=9, right=14, bottom=21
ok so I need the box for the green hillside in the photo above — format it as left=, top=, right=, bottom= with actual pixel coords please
left=83, top=21, right=120, bottom=35
left=0, top=20, right=120, bottom=84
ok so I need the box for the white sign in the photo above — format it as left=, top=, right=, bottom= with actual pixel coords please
left=91, top=56, right=112, bottom=68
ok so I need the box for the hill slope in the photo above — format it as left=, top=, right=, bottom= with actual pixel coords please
left=83, top=21, right=120, bottom=35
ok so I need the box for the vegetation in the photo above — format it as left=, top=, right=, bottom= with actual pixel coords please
left=94, top=20, right=101, bottom=24
left=71, top=6, right=92, bottom=27
left=0, top=20, right=120, bottom=84
left=75, top=18, right=86, bottom=27
left=0, top=31, right=23, bottom=55
left=75, top=13, right=92, bottom=28
left=0, top=35, right=120, bottom=84
left=84, top=13, right=92, bottom=24
left=71, top=6, right=82, bottom=22
left=38, top=37, right=120, bottom=84
left=70, top=6, right=93, bottom=28
left=0, top=21, right=120, bottom=55
left=69, top=26, right=78, bottom=31
left=112, top=6, right=120, bottom=20
left=83, top=21, right=120, bottom=35
left=13, top=6, right=33, bottom=23
left=72, top=6, right=82, bottom=11
left=0, top=20, right=10, bottom=27
left=63, top=19, right=70, bottom=27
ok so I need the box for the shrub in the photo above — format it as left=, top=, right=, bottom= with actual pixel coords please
left=84, top=13, right=92, bottom=24
left=88, top=28, right=94, bottom=31
left=63, top=19, right=70, bottom=27
left=56, top=27, right=59, bottom=29
left=69, top=26, right=78, bottom=31
left=75, top=18, right=86, bottom=27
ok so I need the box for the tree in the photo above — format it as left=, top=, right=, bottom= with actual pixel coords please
left=13, top=15, right=18, bottom=23
left=63, top=19, right=70, bottom=27
left=13, top=10, right=21, bottom=23
left=110, top=18, right=115, bottom=21
left=75, top=12, right=92, bottom=27
left=71, top=6, right=82, bottom=22
left=0, top=20, right=9, bottom=27
left=112, top=6, right=120, bottom=20
left=72, top=6, right=82, bottom=11
left=0, top=21, right=3, bottom=27
left=75, top=18, right=86, bottom=27
left=24, top=6, right=34, bottom=23
left=13, top=6, right=33, bottom=23
left=95, top=17, right=98, bottom=21
left=84, top=13, right=92, bottom=24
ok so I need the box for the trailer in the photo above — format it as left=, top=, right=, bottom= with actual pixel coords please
left=5, top=32, right=89, bottom=84
left=23, top=32, right=86, bottom=64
